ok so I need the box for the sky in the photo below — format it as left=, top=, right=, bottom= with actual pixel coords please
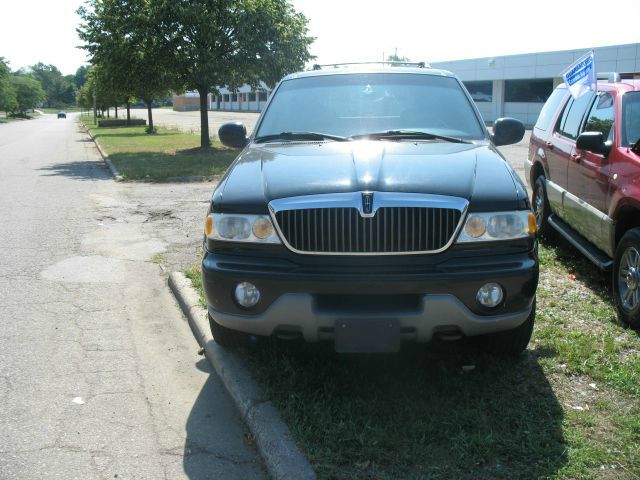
left=1, top=0, right=639, bottom=76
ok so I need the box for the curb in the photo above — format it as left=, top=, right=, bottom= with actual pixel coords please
left=168, top=272, right=316, bottom=480
left=83, top=126, right=124, bottom=182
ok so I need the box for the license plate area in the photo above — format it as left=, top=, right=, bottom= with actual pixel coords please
left=334, top=318, right=400, bottom=353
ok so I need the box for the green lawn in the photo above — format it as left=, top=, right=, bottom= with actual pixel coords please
left=80, top=114, right=237, bottom=180
left=40, top=107, right=84, bottom=113
left=187, top=240, right=640, bottom=479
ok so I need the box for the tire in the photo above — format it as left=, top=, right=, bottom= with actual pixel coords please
left=532, top=175, right=556, bottom=241
left=208, top=313, right=249, bottom=348
left=476, top=300, right=536, bottom=356
left=613, top=228, right=640, bottom=328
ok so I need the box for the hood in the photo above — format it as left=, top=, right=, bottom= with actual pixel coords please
left=213, top=141, right=526, bottom=213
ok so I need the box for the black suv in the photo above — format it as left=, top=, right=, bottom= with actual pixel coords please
left=202, top=64, right=538, bottom=354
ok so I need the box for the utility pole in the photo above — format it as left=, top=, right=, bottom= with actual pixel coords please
left=93, top=93, right=97, bottom=125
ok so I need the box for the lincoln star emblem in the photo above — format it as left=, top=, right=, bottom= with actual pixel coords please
left=361, top=192, right=374, bottom=215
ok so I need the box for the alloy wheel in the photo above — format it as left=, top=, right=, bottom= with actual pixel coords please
left=618, top=246, right=640, bottom=311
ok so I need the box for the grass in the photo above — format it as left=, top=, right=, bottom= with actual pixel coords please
left=40, top=107, right=84, bottom=113
left=80, top=114, right=237, bottom=180
left=0, top=111, right=40, bottom=123
left=186, top=237, right=640, bottom=479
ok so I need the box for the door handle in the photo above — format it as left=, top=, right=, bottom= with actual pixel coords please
left=546, top=141, right=554, bottom=150
left=571, top=153, right=581, bottom=162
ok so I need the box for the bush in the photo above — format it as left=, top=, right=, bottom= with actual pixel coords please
left=97, top=119, right=146, bottom=127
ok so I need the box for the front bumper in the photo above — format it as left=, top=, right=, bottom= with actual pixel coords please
left=202, top=246, right=538, bottom=342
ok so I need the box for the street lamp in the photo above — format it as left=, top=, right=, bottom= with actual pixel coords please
left=93, top=93, right=97, bottom=125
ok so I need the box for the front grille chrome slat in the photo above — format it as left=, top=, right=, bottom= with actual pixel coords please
left=275, top=205, right=462, bottom=255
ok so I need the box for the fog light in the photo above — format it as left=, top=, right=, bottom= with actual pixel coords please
left=234, top=282, right=260, bottom=308
left=477, top=283, right=503, bottom=308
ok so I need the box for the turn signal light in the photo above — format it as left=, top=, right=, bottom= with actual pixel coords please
left=528, top=212, right=537, bottom=235
left=205, top=215, right=213, bottom=236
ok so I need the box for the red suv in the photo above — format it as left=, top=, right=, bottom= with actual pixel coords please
left=526, top=73, right=640, bottom=327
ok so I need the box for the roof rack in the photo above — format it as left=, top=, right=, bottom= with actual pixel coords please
left=597, top=72, right=622, bottom=82
left=311, top=61, right=430, bottom=71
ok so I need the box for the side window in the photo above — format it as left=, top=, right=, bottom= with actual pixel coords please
left=555, top=97, right=573, bottom=134
left=558, top=93, right=594, bottom=140
left=583, top=91, right=615, bottom=142
left=535, top=88, right=567, bottom=131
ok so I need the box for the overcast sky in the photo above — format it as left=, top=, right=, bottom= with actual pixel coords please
left=1, top=0, right=639, bottom=75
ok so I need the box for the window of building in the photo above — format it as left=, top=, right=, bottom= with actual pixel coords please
left=534, top=88, right=568, bottom=131
left=505, top=79, right=553, bottom=103
left=258, top=90, right=268, bottom=102
left=231, top=93, right=238, bottom=102
left=557, top=92, right=593, bottom=140
left=463, top=81, right=493, bottom=102
left=223, top=94, right=229, bottom=102
left=583, top=92, right=615, bottom=141
left=249, top=92, right=257, bottom=102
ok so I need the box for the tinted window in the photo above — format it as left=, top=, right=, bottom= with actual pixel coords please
left=622, top=92, right=640, bottom=147
left=559, top=93, right=593, bottom=139
left=257, top=73, right=485, bottom=140
left=535, top=88, right=567, bottom=131
left=505, top=79, right=553, bottom=102
left=583, top=92, right=615, bottom=141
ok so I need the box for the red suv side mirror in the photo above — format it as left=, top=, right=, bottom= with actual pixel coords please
left=576, top=131, right=612, bottom=156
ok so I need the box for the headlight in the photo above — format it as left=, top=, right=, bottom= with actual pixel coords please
left=205, top=214, right=281, bottom=243
left=457, top=211, right=535, bottom=243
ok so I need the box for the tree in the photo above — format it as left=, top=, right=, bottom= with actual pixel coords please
left=156, top=0, right=315, bottom=148
left=9, top=75, right=46, bottom=114
left=386, top=53, right=411, bottom=63
left=77, top=0, right=173, bottom=131
left=28, top=62, right=76, bottom=108
left=0, top=57, right=17, bottom=114
left=74, top=65, right=89, bottom=89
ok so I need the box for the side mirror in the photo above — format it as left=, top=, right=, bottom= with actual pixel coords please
left=218, top=122, right=248, bottom=149
left=576, top=131, right=612, bottom=155
left=492, top=117, right=525, bottom=146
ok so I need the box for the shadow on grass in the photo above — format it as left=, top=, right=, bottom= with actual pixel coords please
left=37, top=160, right=111, bottom=181
left=244, top=338, right=567, bottom=479
left=540, top=236, right=613, bottom=304
left=109, top=151, right=236, bottom=180
left=91, top=130, right=183, bottom=140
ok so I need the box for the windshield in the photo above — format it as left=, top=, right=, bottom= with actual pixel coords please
left=255, top=73, right=486, bottom=140
left=622, top=92, right=640, bottom=147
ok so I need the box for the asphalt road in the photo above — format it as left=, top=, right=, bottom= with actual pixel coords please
left=0, top=114, right=265, bottom=479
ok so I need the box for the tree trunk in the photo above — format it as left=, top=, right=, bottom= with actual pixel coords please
left=126, top=100, right=131, bottom=125
left=115, top=105, right=118, bottom=119
left=146, top=100, right=154, bottom=133
left=107, top=108, right=110, bottom=118
left=198, top=87, right=210, bottom=149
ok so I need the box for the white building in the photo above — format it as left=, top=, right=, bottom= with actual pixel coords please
left=210, top=82, right=272, bottom=112
left=173, top=83, right=272, bottom=113
left=173, top=43, right=639, bottom=125
left=431, top=43, right=640, bottom=126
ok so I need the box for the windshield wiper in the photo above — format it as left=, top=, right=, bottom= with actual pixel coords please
left=350, top=130, right=471, bottom=144
left=254, top=131, right=349, bottom=143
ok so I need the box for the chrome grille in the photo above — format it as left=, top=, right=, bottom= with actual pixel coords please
left=274, top=207, right=462, bottom=254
